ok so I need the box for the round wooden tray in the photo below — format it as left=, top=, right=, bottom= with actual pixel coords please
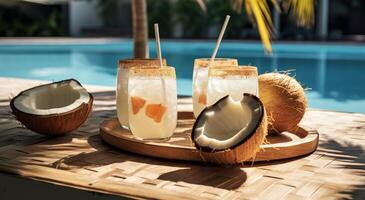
left=100, top=112, right=319, bottom=163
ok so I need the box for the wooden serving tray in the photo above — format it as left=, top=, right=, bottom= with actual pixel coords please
left=100, top=112, right=319, bottom=163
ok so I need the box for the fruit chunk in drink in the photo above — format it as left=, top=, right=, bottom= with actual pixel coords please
left=128, top=67, right=177, bottom=139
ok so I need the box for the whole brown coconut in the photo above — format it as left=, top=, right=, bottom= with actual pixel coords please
left=259, top=73, right=307, bottom=133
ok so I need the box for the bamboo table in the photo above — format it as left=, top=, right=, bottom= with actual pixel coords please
left=0, top=77, right=364, bottom=200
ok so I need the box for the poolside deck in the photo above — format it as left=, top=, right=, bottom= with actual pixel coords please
left=0, top=77, right=364, bottom=199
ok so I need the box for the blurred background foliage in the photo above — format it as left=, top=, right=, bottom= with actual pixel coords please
left=145, top=0, right=253, bottom=39
left=97, top=0, right=123, bottom=27
left=0, top=4, right=66, bottom=36
left=207, top=0, right=250, bottom=38
left=96, top=0, right=255, bottom=39
left=174, top=0, right=206, bottom=38
left=147, top=0, right=173, bottom=38
left=0, top=0, right=364, bottom=40
left=328, top=0, right=365, bottom=39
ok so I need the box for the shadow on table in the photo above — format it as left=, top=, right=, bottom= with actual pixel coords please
left=158, top=166, right=247, bottom=190
left=0, top=103, right=77, bottom=147
left=65, top=133, right=249, bottom=189
left=66, top=133, right=249, bottom=189
left=317, top=139, right=365, bottom=199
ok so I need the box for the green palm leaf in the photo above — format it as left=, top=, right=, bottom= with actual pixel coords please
left=284, top=0, right=315, bottom=27
left=232, top=0, right=315, bottom=54
left=245, top=0, right=274, bottom=53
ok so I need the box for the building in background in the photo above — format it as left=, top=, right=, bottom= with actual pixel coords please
left=69, top=0, right=102, bottom=36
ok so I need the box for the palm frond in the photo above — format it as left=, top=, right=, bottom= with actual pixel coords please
left=270, top=0, right=281, bottom=12
left=231, top=0, right=316, bottom=53
left=245, top=0, right=274, bottom=53
left=232, top=0, right=244, bottom=13
left=284, top=0, right=315, bottom=27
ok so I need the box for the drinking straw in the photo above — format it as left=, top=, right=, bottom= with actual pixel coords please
left=154, top=23, right=167, bottom=104
left=209, top=15, right=230, bottom=67
left=154, top=23, right=164, bottom=68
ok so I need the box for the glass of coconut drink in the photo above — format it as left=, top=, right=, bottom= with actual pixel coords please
left=192, top=58, right=238, bottom=117
left=126, top=23, right=177, bottom=140
left=207, top=66, right=259, bottom=106
left=127, top=67, right=177, bottom=140
left=192, top=15, right=236, bottom=118
left=117, top=59, right=166, bottom=129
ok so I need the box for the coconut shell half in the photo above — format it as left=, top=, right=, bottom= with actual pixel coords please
left=192, top=94, right=268, bottom=165
left=10, top=79, right=93, bottom=136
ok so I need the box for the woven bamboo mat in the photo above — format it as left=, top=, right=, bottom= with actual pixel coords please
left=0, top=77, right=364, bottom=199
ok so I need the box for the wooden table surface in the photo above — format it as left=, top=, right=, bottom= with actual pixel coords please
left=0, top=77, right=364, bottom=200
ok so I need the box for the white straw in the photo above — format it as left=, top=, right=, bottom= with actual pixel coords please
left=209, top=15, right=230, bottom=67
left=154, top=23, right=164, bottom=68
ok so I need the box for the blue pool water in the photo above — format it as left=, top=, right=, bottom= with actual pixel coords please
left=0, top=40, right=365, bottom=113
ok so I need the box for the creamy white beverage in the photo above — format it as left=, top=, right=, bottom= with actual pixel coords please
left=207, top=66, right=259, bottom=106
left=116, top=59, right=166, bottom=129
left=128, top=67, right=177, bottom=139
left=192, top=58, right=238, bottom=118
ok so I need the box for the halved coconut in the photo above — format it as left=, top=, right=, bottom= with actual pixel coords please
left=10, top=79, right=93, bottom=135
left=192, top=94, right=267, bottom=164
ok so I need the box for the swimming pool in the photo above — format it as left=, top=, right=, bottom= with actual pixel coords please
left=0, top=39, right=365, bottom=113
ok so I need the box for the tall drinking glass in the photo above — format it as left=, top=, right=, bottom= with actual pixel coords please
left=128, top=67, right=177, bottom=140
left=192, top=58, right=238, bottom=117
left=207, top=66, right=259, bottom=106
left=117, top=59, right=166, bottom=129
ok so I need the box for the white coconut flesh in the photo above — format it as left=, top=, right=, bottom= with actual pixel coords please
left=13, top=80, right=90, bottom=115
left=193, top=95, right=263, bottom=151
